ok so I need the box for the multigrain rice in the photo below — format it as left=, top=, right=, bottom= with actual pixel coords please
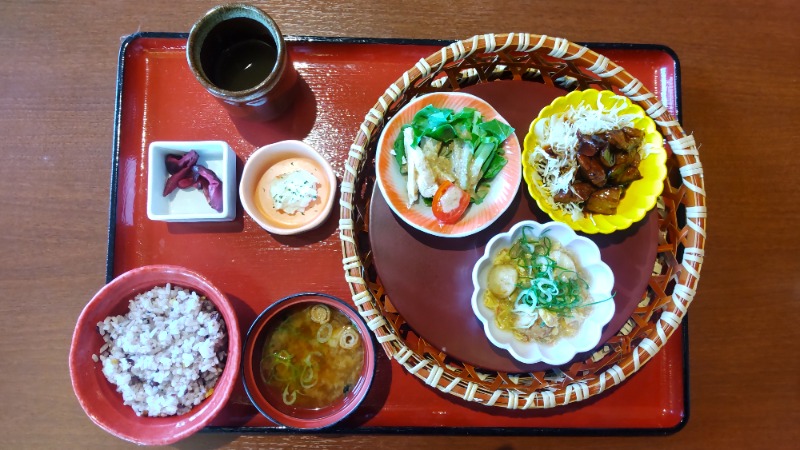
left=95, top=284, right=227, bottom=417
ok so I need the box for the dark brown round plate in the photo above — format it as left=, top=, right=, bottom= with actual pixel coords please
left=369, top=81, right=659, bottom=373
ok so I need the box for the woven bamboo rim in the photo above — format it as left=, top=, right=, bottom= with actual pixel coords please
left=338, top=33, right=706, bottom=409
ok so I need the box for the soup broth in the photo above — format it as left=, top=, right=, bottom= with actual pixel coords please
left=261, top=304, right=364, bottom=409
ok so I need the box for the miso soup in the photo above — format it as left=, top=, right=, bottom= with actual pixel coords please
left=261, top=303, right=364, bottom=409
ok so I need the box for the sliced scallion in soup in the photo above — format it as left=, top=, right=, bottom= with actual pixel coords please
left=260, top=304, right=364, bottom=408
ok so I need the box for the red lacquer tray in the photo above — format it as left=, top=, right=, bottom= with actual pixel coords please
left=108, top=33, right=688, bottom=434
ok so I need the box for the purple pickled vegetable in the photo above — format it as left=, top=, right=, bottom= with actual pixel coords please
left=195, top=164, right=224, bottom=212
left=162, top=149, right=224, bottom=212
left=176, top=176, right=197, bottom=189
left=165, top=155, right=182, bottom=174
left=163, top=150, right=200, bottom=196
left=165, top=150, right=199, bottom=174
left=163, top=165, right=194, bottom=196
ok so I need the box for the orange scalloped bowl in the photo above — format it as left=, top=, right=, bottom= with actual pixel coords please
left=522, top=89, right=667, bottom=234
left=376, top=92, right=521, bottom=238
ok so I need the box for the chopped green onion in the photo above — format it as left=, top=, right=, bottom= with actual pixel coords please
left=282, top=386, right=297, bottom=405
left=504, top=226, right=609, bottom=318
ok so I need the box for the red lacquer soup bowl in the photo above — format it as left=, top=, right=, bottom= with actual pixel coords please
left=242, top=293, right=376, bottom=430
left=68, top=265, right=241, bottom=445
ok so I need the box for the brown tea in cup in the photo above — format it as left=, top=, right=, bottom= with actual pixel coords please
left=187, top=4, right=298, bottom=120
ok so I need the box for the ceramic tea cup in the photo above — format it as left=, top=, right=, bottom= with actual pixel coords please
left=186, top=4, right=298, bottom=120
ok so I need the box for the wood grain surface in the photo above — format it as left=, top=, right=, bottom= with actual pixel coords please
left=1, top=0, right=797, bottom=448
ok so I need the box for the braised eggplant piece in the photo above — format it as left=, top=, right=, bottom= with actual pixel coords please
left=585, top=187, right=622, bottom=215
left=579, top=133, right=612, bottom=158
left=577, top=136, right=597, bottom=156
left=609, top=165, right=643, bottom=185
left=554, top=182, right=595, bottom=204
left=608, top=150, right=642, bottom=185
left=577, top=154, right=607, bottom=187
left=607, top=127, right=644, bottom=152
left=612, top=150, right=641, bottom=168
left=605, top=129, right=627, bottom=151
left=558, top=127, right=646, bottom=215
left=599, top=147, right=616, bottom=168
left=623, top=126, right=644, bottom=139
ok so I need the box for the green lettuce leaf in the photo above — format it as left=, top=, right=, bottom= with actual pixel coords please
left=392, top=102, right=514, bottom=192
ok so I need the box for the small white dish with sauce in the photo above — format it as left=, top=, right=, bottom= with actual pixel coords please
left=147, top=141, right=236, bottom=222
left=240, top=140, right=337, bottom=235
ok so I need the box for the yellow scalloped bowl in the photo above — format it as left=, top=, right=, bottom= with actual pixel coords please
left=522, top=89, right=667, bottom=234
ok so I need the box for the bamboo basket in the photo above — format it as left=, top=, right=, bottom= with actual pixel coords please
left=338, top=33, right=706, bottom=409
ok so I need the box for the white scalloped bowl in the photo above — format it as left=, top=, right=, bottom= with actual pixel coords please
left=471, top=220, right=615, bottom=366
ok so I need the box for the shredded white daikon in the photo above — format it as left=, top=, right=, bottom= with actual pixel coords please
left=270, top=169, right=319, bottom=214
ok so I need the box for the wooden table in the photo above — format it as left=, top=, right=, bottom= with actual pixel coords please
left=1, top=0, right=796, bottom=448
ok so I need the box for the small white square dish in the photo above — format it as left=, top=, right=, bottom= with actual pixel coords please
left=147, top=141, right=236, bottom=222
